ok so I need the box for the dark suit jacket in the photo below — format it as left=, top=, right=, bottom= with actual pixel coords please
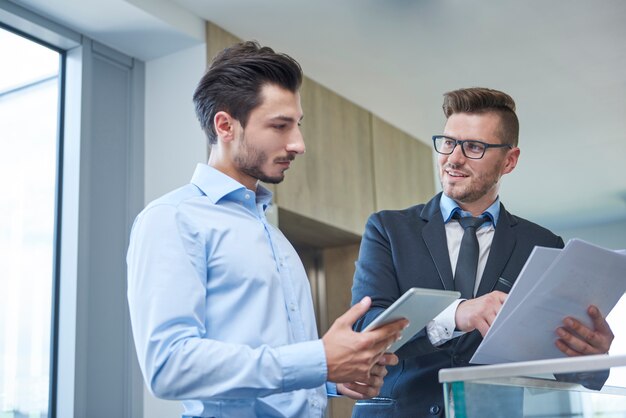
left=351, top=193, right=564, bottom=418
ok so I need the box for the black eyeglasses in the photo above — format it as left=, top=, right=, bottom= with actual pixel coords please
left=432, top=135, right=512, bottom=160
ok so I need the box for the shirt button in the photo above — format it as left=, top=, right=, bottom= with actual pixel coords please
left=429, top=404, right=441, bottom=415
left=289, top=303, right=297, bottom=312
left=244, top=194, right=251, bottom=200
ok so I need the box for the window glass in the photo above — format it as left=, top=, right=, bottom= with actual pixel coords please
left=0, top=26, right=60, bottom=417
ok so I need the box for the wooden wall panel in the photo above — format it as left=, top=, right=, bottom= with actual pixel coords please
left=321, top=243, right=361, bottom=332
left=206, top=22, right=241, bottom=66
left=323, top=244, right=361, bottom=418
left=275, top=77, right=375, bottom=235
left=372, top=116, right=435, bottom=211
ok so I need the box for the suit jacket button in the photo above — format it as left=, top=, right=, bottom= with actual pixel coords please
left=429, top=404, right=440, bottom=415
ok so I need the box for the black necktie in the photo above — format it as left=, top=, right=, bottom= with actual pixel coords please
left=453, top=213, right=487, bottom=299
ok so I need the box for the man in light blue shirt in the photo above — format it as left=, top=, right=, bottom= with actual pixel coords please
left=127, top=41, right=406, bottom=418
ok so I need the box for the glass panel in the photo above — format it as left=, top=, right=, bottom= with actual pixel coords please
left=444, top=363, right=626, bottom=418
left=0, top=27, right=61, bottom=418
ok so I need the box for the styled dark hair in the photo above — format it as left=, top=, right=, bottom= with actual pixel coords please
left=192, top=41, right=303, bottom=145
left=442, top=87, right=519, bottom=147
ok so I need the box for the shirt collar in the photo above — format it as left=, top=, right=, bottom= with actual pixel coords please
left=440, top=193, right=500, bottom=227
left=190, top=163, right=274, bottom=210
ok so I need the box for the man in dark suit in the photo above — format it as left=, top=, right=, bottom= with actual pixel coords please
left=350, top=87, right=614, bottom=418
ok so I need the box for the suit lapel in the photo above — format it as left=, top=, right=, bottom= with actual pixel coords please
left=421, top=194, right=455, bottom=290
left=476, top=203, right=518, bottom=297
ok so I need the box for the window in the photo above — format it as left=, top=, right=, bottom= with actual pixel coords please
left=0, top=26, right=61, bottom=417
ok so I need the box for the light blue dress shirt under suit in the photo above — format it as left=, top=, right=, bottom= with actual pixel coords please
left=127, top=164, right=330, bottom=417
left=439, top=192, right=500, bottom=227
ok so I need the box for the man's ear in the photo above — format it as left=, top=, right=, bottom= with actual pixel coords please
left=214, top=111, right=236, bottom=142
left=501, top=146, right=520, bottom=175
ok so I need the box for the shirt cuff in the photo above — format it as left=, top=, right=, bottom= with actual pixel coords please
left=427, top=299, right=465, bottom=346
left=276, top=339, right=327, bottom=392
left=326, top=382, right=340, bottom=397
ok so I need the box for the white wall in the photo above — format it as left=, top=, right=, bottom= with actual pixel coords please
left=144, top=42, right=207, bottom=204
left=141, top=42, right=207, bottom=418
left=553, top=219, right=626, bottom=251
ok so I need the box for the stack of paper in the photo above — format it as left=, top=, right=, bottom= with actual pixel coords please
left=471, top=239, right=626, bottom=364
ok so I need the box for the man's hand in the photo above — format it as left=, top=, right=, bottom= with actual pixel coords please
left=454, top=291, right=507, bottom=336
left=556, top=305, right=614, bottom=356
left=337, top=353, right=398, bottom=400
left=322, top=296, right=407, bottom=384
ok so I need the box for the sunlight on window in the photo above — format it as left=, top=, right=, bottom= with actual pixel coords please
left=0, top=27, right=60, bottom=417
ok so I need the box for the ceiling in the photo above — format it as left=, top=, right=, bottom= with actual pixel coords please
left=13, top=0, right=626, bottom=230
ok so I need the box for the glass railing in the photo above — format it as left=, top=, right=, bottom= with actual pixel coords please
left=439, top=354, right=626, bottom=418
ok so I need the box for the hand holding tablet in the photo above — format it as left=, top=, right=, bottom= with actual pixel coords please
left=363, top=287, right=460, bottom=352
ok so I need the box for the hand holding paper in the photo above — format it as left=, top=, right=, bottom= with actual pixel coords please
left=471, top=239, right=626, bottom=365
left=556, top=305, right=614, bottom=356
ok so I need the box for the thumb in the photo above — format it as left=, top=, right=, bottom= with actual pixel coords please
left=589, top=305, right=612, bottom=333
left=337, top=296, right=371, bottom=327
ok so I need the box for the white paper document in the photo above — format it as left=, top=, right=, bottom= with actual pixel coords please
left=471, top=239, right=626, bottom=365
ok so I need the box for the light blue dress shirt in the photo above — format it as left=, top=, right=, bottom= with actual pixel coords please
left=425, top=193, right=502, bottom=344
left=439, top=193, right=500, bottom=227
left=127, top=164, right=329, bottom=417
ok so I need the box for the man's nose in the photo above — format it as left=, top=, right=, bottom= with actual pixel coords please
left=447, top=142, right=466, bottom=164
left=286, top=128, right=305, bottom=154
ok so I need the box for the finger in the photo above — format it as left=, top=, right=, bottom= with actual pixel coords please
left=554, top=332, right=602, bottom=357
left=337, top=296, right=372, bottom=327
left=562, top=318, right=606, bottom=350
left=588, top=305, right=614, bottom=339
left=365, top=319, right=409, bottom=350
left=368, top=333, right=400, bottom=356
left=370, top=317, right=410, bottom=334
left=556, top=327, right=586, bottom=355
left=485, top=308, right=498, bottom=327
left=339, top=385, right=367, bottom=400
left=556, top=327, right=601, bottom=355
left=378, top=353, right=399, bottom=366
left=351, top=373, right=382, bottom=389
left=562, top=317, right=591, bottom=339
left=370, top=364, right=388, bottom=378
left=342, top=380, right=381, bottom=399
left=494, top=291, right=508, bottom=304
left=555, top=337, right=583, bottom=357
left=476, top=318, right=490, bottom=337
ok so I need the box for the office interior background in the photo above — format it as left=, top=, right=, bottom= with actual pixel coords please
left=0, top=0, right=625, bottom=417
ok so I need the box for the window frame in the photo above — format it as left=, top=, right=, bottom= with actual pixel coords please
left=0, top=2, right=145, bottom=417
left=0, top=18, right=67, bottom=418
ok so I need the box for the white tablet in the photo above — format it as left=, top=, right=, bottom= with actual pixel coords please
left=363, top=287, right=460, bottom=352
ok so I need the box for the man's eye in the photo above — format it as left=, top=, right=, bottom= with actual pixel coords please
left=466, top=142, right=484, bottom=152
left=443, top=139, right=455, bottom=147
left=272, top=124, right=287, bottom=130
